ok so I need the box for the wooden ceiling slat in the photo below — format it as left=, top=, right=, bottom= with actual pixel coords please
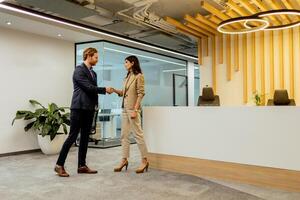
left=195, top=14, right=218, bottom=29
left=165, top=16, right=207, bottom=38
left=266, top=0, right=292, bottom=23
left=200, top=1, right=240, bottom=29
left=225, top=0, right=250, bottom=16
left=238, top=0, right=258, bottom=14
left=185, top=14, right=219, bottom=35
left=185, top=23, right=214, bottom=37
left=251, top=0, right=281, bottom=25
left=282, top=0, right=300, bottom=21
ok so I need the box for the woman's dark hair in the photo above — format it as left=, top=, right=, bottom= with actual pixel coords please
left=125, top=55, right=142, bottom=77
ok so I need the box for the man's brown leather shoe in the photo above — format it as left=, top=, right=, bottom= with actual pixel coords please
left=77, top=166, right=98, bottom=174
left=54, top=166, right=70, bottom=177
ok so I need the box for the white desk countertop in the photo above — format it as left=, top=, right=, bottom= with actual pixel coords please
left=143, top=106, right=300, bottom=171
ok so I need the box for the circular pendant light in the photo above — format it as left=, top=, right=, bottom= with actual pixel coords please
left=217, top=16, right=269, bottom=34
left=257, top=9, right=300, bottom=31
left=217, top=9, right=300, bottom=34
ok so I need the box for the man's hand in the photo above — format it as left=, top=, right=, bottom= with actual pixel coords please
left=106, top=87, right=114, bottom=94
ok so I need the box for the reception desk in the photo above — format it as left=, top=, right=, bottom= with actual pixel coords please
left=143, top=107, right=300, bottom=191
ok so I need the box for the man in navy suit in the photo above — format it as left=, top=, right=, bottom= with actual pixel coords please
left=55, top=47, right=113, bottom=177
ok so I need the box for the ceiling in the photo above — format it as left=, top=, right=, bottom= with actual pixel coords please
left=1, top=0, right=222, bottom=56
left=0, top=8, right=101, bottom=42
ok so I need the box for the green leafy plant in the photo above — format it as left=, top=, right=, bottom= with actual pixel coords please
left=252, top=91, right=266, bottom=106
left=12, top=100, right=70, bottom=141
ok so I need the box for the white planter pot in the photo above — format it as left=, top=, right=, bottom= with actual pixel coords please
left=37, top=134, right=67, bottom=155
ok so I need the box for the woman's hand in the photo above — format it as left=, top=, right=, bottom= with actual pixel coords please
left=130, top=111, right=137, bottom=119
left=106, top=87, right=114, bottom=94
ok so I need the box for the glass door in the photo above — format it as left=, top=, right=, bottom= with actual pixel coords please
left=173, top=74, right=188, bottom=106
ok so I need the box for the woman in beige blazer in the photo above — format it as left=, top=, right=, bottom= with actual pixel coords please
left=112, top=55, right=149, bottom=174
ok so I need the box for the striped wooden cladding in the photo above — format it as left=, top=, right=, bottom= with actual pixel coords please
left=279, top=30, right=284, bottom=89
left=234, top=35, right=239, bottom=72
left=166, top=0, right=300, bottom=105
left=243, top=34, right=248, bottom=104
left=192, top=28, right=298, bottom=104
left=289, top=29, right=294, bottom=98
left=219, top=35, right=223, bottom=64
left=198, top=38, right=203, bottom=65
left=226, top=34, right=232, bottom=81
left=251, top=33, right=256, bottom=93
left=212, top=36, right=217, bottom=93
left=205, top=37, right=209, bottom=56
left=261, top=31, right=266, bottom=105
left=270, top=31, right=275, bottom=98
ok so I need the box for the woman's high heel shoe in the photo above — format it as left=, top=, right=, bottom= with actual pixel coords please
left=136, top=162, right=149, bottom=174
left=114, top=161, right=129, bottom=172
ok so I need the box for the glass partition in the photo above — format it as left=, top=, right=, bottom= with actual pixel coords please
left=75, top=41, right=188, bottom=148
left=194, top=64, right=200, bottom=106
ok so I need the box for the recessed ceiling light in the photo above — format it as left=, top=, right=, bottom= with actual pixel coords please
left=57, top=34, right=62, bottom=37
left=6, top=21, right=11, bottom=25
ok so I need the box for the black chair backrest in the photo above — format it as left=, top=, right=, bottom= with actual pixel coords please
left=267, top=90, right=296, bottom=106
left=202, top=87, right=215, bottom=101
left=197, top=87, right=220, bottom=106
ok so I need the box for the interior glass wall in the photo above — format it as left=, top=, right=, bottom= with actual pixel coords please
left=194, top=64, right=200, bottom=106
left=75, top=41, right=188, bottom=147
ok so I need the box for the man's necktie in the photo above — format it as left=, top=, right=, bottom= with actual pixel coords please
left=89, top=69, right=94, bottom=80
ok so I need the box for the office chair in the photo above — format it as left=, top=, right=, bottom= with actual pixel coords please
left=267, top=90, right=296, bottom=106
left=75, top=108, right=101, bottom=146
left=197, top=87, right=220, bottom=106
left=98, top=109, right=111, bottom=122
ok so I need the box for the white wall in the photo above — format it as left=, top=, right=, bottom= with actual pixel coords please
left=0, top=27, right=74, bottom=154
left=200, top=27, right=300, bottom=106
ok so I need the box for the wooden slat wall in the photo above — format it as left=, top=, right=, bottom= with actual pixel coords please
left=289, top=29, right=295, bottom=98
left=243, top=34, right=248, bottom=103
left=251, top=33, right=256, bottom=93
left=279, top=30, right=284, bottom=89
left=261, top=31, right=266, bottom=104
left=226, top=35, right=232, bottom=81
left=270, top=31, right=275, bottom=98
left=234, top=35, right=239, bottom=71
left=164, top=1, right=300, bottom=104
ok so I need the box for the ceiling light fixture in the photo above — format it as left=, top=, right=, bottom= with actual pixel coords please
left=0, top=3, right=197, bottom=62
left=162, top=68, right=186, bottom=73
left=217, top=9, right=300, bottom=34
left=104, top=47, right=186, bottom=67
left=217, top=16, right=269, bottom=34
left=57, top=34, right=62, bottom=37
left=257, top=9, right=300, bottom=31
left=6, top=21, right=11, bottom=25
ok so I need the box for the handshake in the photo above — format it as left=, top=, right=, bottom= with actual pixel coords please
left=105, top=87, right=115, bottom=94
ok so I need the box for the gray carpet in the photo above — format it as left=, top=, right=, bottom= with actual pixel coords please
left=0, top=145, right=264, bottom=200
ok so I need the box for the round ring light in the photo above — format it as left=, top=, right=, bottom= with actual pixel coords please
left=217, top=9, right=300, bottom=34
left=257, top=9, right=300, bottom=31
left=217, top=16, right=269, bottom=34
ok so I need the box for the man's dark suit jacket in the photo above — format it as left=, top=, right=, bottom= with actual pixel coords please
left=71, top=63, right=106, bottom=110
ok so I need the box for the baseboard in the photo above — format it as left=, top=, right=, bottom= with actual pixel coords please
left=148, top=153, right=300, bottom=192
left=0, top=149, right=41, bottom=157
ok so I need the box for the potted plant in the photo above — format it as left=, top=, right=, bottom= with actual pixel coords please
left=12, top=100, right=70, bottom=155
left=252, top=91, right=266, bottom=106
